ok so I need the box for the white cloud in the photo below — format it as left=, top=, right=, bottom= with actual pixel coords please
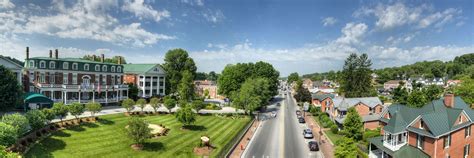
left=122, top=0, right=170, bottom=23
left=335, top=23, right=368, bottom=45
left=181, top=0, right=204, bottom=6
left=386, top=34, right=416, bottom=45
left=113, top=23, right=175, bottom=47
left=322, top=17, right=337, bottom=26
left=0, top=0, right=14, bottom=9
left=419, top=8, right=461, bottom=28
left=203, top=9, right=225, bottom=23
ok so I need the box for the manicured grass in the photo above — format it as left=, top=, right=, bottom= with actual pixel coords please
left=25, top=114, right=250, bottom=158
left=323, top=130, right=342, bottom=144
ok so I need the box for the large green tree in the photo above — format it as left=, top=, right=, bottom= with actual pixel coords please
left=454, top=77, right=474, bottom=106
left=1, top=113, right=29, bottom=135
left=294, top=85, right=311, bottom=103
left=25, top=110, right=46, bottom=131
left=340, top=53, right=376, bottom=98
left=0, top=65, right=22, bottom=111
left=126, top=117, right=151, bottom=147
left=232, top=78, right=271, bottom=114
left=163, top=49, right=197, bottom=95
left=52, top=102, right=68, bottom=122
left=341, top=107, right=363, bottom=141
left=424, top=85, right=443, bottom=102
left=392, top=85, right=409, bottom=105
left=287, top=72, right=300, bottom=84
left=207, top=71, right=218, bottom=81
left=407, top=89, right=428, bottom=108
left=178, top=70, right=195, bottom=101
left=334, top=137, right=358, bottom=158
left=68, top=102, right=85, bottom=119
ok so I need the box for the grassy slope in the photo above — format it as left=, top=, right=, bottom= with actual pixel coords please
left=26, top=114, right=250, bottom=158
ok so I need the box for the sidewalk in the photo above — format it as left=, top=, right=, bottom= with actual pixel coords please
left=305, top=113, right=334, bottom=158
left=228, top=120, right=260, bottom=158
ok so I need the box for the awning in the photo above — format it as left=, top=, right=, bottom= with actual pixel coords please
left=24, top=92, right=53, bottom=104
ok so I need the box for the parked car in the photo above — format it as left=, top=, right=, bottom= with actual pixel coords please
left=296, top=110, right=301, bottom=116
left=303, top=129, right=313, bottom=139
left=298, top=117, right=305, bottom=123
left=308, top=141, right=319, bottom=151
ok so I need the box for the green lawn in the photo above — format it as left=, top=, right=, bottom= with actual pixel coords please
left=323, top=130, right=341, bottom=144
left=25, top=114, right=250, bottom=158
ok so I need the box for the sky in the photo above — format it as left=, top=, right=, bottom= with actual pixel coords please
left=0, top=0, right=473, bottom=76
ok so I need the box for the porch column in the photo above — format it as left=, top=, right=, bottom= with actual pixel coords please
left=105, top=86, right=108, bottom=103
left=142, top=75, right=146, bottom=97
left=61, top=90, right=64, bottom=102
left=163, top=77, right=165, bottom=95
left=78, top=91, right=81, bottom=104
left=116, top=88, right=119, bottom=102
left=64, top=92, right=67, bottom=104
left=156, top=76, right=160, bottom=95
left=51, top=90, right=54, bottom=100
left=150, top=77, right=154, bottom=97
left=92, top=91, right=95, bottom=103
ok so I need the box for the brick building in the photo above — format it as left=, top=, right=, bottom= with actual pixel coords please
left=194, top=80, right=220, bottom=99
left=23, top=47, right=129, bottom=105
left=369, top=94, right=473, bottom=158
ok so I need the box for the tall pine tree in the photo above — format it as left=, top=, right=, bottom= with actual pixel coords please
left=341, top=53, right=376, bottom=97
left=341, top=107, right=364, bottom=141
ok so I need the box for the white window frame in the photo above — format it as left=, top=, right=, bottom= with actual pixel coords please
left=29, top=61, right=34, bottom=67
left=72, top=63, right=78, bottom=70
left=117, top=66, right=122, bottom=72
left=84, top=64, right=90, bottom=71
left=102, top=65, right=107, bottom=72
left=465, top=144, right=470, bottom=158
left=63, top=73, right=68, bottom=84
left=72, top=73, right=77, bottom=84
left=111, top=75, right=116, bottom=85
left=39, top=60, right=46, bottom=68
left=417, top=134, right=424, bottom=149
left=117, top=76, right=121, bottom=84
left=49, top=61, right=56, bottom=69
left=459, top=116, right=463, bottom=124
left=95, top=65, right=100, bottom=71
left=466, top=126, right=471, bottom=138
left=63, top=62, right=69, bottom=69
left=95, top=74, right=99, bottom=84
left=111, top=66, right=116, bottom=72
left=50, top=73, right=55, bottom=84
left=444, top=134, right=451, bottom=148
left=102, top=75, right=107, bottom=85
left=40, top=72, right=45, bottom=83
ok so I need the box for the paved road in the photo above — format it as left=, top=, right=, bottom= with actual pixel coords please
left=243, top=91, right=322, bottom=158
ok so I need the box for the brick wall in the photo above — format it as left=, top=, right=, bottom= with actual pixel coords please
left=364, top=121, right=379, bottom=130
left=355, top=103, right=370, bottom=116
left=123, top=74, right=136, bottom=85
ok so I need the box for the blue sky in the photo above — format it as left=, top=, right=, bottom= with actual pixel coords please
left=0, top=0, right=473, bottom=76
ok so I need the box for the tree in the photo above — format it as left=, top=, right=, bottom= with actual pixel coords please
left=178, top=70, right=195, bottom=102
left=85, top=102, right=102, bottom=117
left=127, top=83, right=139, bottom=100
left=1, top=113, right=29, bottom=135
left=52, top=103, right=68, bottom=122
left=341, top=107, right=363, bottom=141
left=192, top=99, right=205, bottom=112
left=207, top=71, right=218, bottom=81
left=0, top=123, right=18, bottom=146
left=287, top=72, right=300, bottom=84
left=25, top=110, right=46, bottom=131
left=149, top=97, right=161, bottom=113
left=392, top=85, right=409, bottom=105
left=41, top=108, right=56, bottom=123
left=68, top=102, right=85, bottom=119
left=163, top=96, right=176, bottom=113
left=424, top=85, right=443, bottom=102
left=0, top=145, right=20, bottom=158
left=175, top=106, right=197, bottom=128
left=163, top=49, right=197, bottom=95
left=122, top=99, right=135, bottom=113
left=136, top=99, right=147, bottom=113
left=334, top=137, right=358, bottom=158
left=195, top=72, right=207, bottom=80
left=0, top=65, right=22, bottom=111
left=203, top=89, right=209, bottom=98
left=126, top=117, right=151, bottom=147
left=454, top=77, right=474, bottom=106
left=340, top=53, right=376, bottom=97
left=294, top=85, right=311, bottom=103
left=232, top=78, right=271, bottom=114
left=407, top=89, right=428, bottom=108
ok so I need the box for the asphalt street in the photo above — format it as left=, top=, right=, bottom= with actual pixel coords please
left=243, top=91, right=322, bottom=158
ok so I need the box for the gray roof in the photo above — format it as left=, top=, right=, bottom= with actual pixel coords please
left=333, top=97, right=382, bottom=111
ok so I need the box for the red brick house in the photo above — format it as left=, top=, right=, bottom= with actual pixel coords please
left=369, top=94, right=473, bottom=158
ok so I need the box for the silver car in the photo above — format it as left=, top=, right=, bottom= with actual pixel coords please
left=303, top=129, right=313, bottom=139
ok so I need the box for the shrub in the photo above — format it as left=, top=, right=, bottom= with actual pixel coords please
left=85, top=102, right=102, bottom=117
left=41, top=108, right=56, bottom=123
left=122, top=99, right=135, bottom=113
left=136, top=99, right=147, bottom=112
left=52, top=103, right=68, bottom=122
left=0, top=122, right=18, bottom=146
left=175, top=106, right=197, bottom=127
left=126, top=117, right=151, bottom=145
left=0, top=145, right=19, bottom=158
left=192, top=100, right=205, bottom=111
left=25, top=110, right=47, bottom=131
left=149, top=97, right=161, bottom=113
left=363, top=128, right=381, bottom=142
left=330, top=124, right=339, bottom=134
left=163, top=96, right=176, bottom=113
left=1, top=113, right=29, bottom=135
left=68, top=102, right=85, bottom=119
left=204, top=104, right=222, bottom=110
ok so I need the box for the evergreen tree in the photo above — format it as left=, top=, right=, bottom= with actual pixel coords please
left=178, top=70, right=195, bottom=102
left=0, top=65, right=22, bottom=111
left=341, top=107, right=363, bottom=141
left=334, top=137, right=358, bottom=158
left=341, top=53, right=376, bottom=97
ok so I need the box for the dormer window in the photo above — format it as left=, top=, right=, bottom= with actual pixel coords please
left=95, top=65, right=100, bottom=71
left=29, top=61, right=34, bottom=67
left=102, top=65, right=107, bottom=72
left=420, top=120, right=424, bottom=129
left=459, top=116, right=463, bottom=124
left=84, top=64, right=89, bottom=71
left=72, top=63, right=78, bottom=70
left=117, top=66, right=122, bottom=72
left=63, top=62, right=69, bottom=69
left=111, top=66, right=116, bottom=72
left=49, top=61, right=56, bottom=69
left=39, top=61, right=46, bottom=68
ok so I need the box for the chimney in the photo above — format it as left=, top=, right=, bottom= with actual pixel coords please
left=444, top=93, right=455, bottom=108
left=118, top=56, right=122, bottom=64
left=49, top=50, right=53, bottom=58
left=26, top=47, right=29, bottom=60
left=101, top=54, right=105, bottom=63
left=55, top=49, right=58, bottom=59
left=92, top=55, right=96, bottom=61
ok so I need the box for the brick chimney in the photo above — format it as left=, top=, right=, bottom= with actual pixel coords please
left=49, top=50, right=53, bottom=58
left=101, top=54, right=105, bottom=63
left=444, top=93, right=455, bottom=108
left=26, top=47, right=29, bottom=60
left=118, top=56, right=122, bottom=64
left=55, top=49, right=58, bottom=59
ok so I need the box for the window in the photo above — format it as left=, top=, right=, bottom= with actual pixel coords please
left=420, top=120, right=424, bottom=129
left=29, top=61, right=34, bottom=67
left=111, top=66, right=116, bottom=72
left=40, top=61, right=46, bottom=68
left=117, top=76, right=121, bottom=84
left=139, top=81, right=143, bottom=87
left=466, top=126, right=471, bottom=138
left=49, top=61, right=56, bottom=69
left=102, top=75, right=106, bottom=85
left=72, top=63, right=78, bottom=70
left=444, top=134, right=451, bottom=148
left=117, top=66, right=122, bottom=72
left=72, top=73, right=77, bottom=84
left=29, top=72, right=34, bottom=82
left=63, top=73, right=68, bottom=84
left=102, top=65, right=107, bottom=72
left=459, top=116, right=463, bottom=124
left=417, top=134, right=424, bottom=149
left=95, top=65, right=100, bottom=71
left=84, top=64, right=89, bottom=71
left=40, top=73, right=45, bottom=83
left=50, top=73, right=55, bottom=84
left=95, top=74, right=99, bottom=84
left=465, top=144, right=470, bottom=158
left=63, top=62, right=69, bottom=69
left=111, top=75, right=116, bottom=85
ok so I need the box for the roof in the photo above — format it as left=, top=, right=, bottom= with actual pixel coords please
left=123, top=64, right=161, bottom=74
left=311, top=93, right=335, bottom=101
left=29, top=57, right=121, bottom=65
left=333, top=97, right=383, bottom=111
left=369, top=136, right=429, bottom=158
left=384, top=80, right=401, bottom=85
left=383, top=96, right=474, bottom=138
left=24, top=92, right=53, bottom=104
left=0, top=56, right=23, bottom=68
